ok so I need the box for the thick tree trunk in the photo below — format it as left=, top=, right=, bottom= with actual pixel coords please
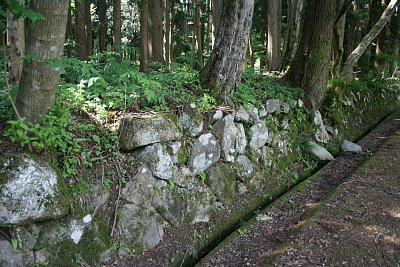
left=113, top=0, right=122, bottom=62
left=140, top=0, right=149, bottom=72
left=341, top=0, right=398, bottom=81
left=15, top=0, right=69, bottom=123
left=6, top=0, right=25, bottom=85
left=267, top=0, right=282, bottom=70
left=211, top=0, right=222, bottom=48
left=98, top=0, right=107, bottom=53
left=195, top=0, right=203, bottom=68
left=149, top=0, right=165, bottom=62
left=200, top=0, right=254, bottom=103
left=280, top=0, right=337, bottom=110
left=280, top=0, right=303, bottom=70
left=75, top=0, right=87, bottom=60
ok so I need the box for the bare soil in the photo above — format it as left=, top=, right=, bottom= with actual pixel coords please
left=198, top=111, right=400, bottom=266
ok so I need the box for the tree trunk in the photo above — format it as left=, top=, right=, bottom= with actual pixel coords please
left=200, top=0, right=254, bottom=103
left=280, top=0, right=303, bottom=70
left=15, top=0, right=69, bottom=123
left=280, top=0, right=337, bottom=110
left=140, top=0, right=149, bottom=72
left=165, top=0, right=171, bottom=65
left=374, top=0, right=390, bottom=70
left=113, top=0, right=122, bottom=62
left=149, top=0, right=165, bottom=63
left=332, top=0, right=350, bottom=77
left=98, top=0, right=106, bottom=53
left=195, top=0, right=203, bottom=68
left=85, top=0, right=93, bottom=58
left=6, top=0, right=25, bottom=85
left=267, top=0, right=282, bottom=70
left=75, top=0, right=87, bottom=60
left=341, top=0, right=398, bottom=82
left=211, top=0, right=222, bottom=48
left=389, top=4, right=400, bottom=75
left=170, top=0, right=175, bottom=61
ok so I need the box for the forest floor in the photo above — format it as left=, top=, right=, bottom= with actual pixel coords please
left=198, top=110, right=400, bottom=267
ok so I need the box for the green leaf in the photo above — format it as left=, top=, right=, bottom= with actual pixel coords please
left=11, top=239, right=18, bottom=250
left=92, top=135, right=101, bottom=143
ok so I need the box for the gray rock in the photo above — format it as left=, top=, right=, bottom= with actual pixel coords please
left=313, top=110, right=324, bottom=126
left=246, top=106, right=260, bottom=123
left=265, top=99, right=280, bottom=113
left=249, top=122, right=269, bottom=150
left=135, top=143, right=174, bottom=180
left=179, top=104, right=204, bottom=137
left=212, top=110, right=224, bottom=120
left=235, top=155, right=254, bottom=178
left=167, top=141, right=187, bottom=165
left=186, top=187, right=216, bottom=223
left=205, top=162, right=237, bottom=205
left=118, top=204, right=165, bottom=250
left=280, top=101, right=290, bottom=113
left=315, top=126, right=330, bottom=143
left=234, top=107, right=250, bottom=122
left=235, top=123, right=247, bottom=154
left=122, top=165, right=157, bottom=205
left=297, top=99, right=304, bottom=107
left=213, top=114, right=238, bottom=162
left=119, top=113, right=182, bottom=150
left=0, top=154, right=68, bottom=227
left=188, top=133, right=221, bottom=174
left=305, top=141, right=334, bottom=161
left=259, top=108, right=268, bottom=118
left=90, top=184, right=110, bottom=215
left=0, top=240, right=24, bottom=267
left=341, top=140, right=362, bottom=154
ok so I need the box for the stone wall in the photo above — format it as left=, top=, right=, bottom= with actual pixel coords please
left=0, top=89, right=398, bottom=266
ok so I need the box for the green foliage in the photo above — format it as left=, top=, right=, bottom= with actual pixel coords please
left=232, top=71, right=304, bottom=107
left=1, top=0, right=45, bottom=30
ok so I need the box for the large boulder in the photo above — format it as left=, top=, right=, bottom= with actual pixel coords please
left=305, top=141, right=334, bottom=161
left=0, top=154, right=69, bottom=227
left=119, top=113, right=182, bottom=150
left=340, top=140, right=362, bottom=154
left=188, top=133, right=221, bottom=174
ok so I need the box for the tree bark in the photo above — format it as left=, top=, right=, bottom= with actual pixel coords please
left=98, top=0, right=107, bottom=53
left=280, top=0, right=337, bottom=110
left=332, top=0, right=351, bottom=77
left=113, top=0, right=122, bottom=62
left=75, top=0, right=87, bottom=60
left=211, top=0, right=222, bottom=48
left=374, top=0, right=390, bottom=70
left=200, top=0, right=254, bottom=103
left=267, top=0, right=282, bottom=70
left=341, top=0, right=398, bottom=81
left=85, top=0, right=93, bottom=58
left=140, top=0, right=149, bottom=72
left=389, top=4, right=400, bottom=75
left=280, top=0, right=303, bottom=70
left=165, top=0, right=171, bottom=65
left=149, top=0, right=165, bottom=63
left=6, top=0, right=25, bottom=85
left=15, top=0, right=69, bottom=123
left=195, top=0, right=203, bottom=68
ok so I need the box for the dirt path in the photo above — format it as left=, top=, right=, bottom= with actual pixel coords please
left=198, top=111, right=400, bottom=266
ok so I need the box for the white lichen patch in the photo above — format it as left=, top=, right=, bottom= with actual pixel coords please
left=70, top=220, right=84, bottom=244
left=199, top=133, right=212, bottom=145
left=83, top=214, right=92, bottom=223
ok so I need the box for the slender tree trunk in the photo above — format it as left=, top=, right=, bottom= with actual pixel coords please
left=341, top=0, right=398, bottom=81
left=6, top=0, right=25, bottom=85
left=332, top=0, right=350, bottom=77
left=149, top=0, right=165, bottom=62
left=200, top=0, right=254, bottom=103
left=66, top=0, right=73, bottom=41
left=280, top=0, right=337, bottom=110
left=85, top=0, right=93, bottom=58
left=267, top=0, right=282, bottom=70
left=170, top=0, right=175, bottom=61
left=389, top=5, right=400, bottom=75
left=98, top=0, right=106, bottom=53
left=374, top=0, right=390, bottom=71
left=211, top=0, right=222, bottom=48
left=16, top=0, right=69, bottom=123
left=75, top=0, right=87, bottom=60
left=280, top=0, right=303, bottom=70
left=113, top=0, right=122, bottom=62
left=165, top=0, right=171, bottom=65
left=195, top=0, right=203, bottom=68
left=140, top=0, right=149, bottom=72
